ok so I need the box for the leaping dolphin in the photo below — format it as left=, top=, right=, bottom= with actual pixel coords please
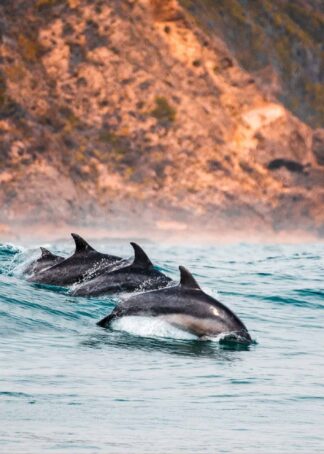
left=24, top=247, right=65, bottom=276
left=71, top=242, right=172, bottom=297
left=28, top=233, right=123, bottom=287
left=97, top=266, right=252, bottom=343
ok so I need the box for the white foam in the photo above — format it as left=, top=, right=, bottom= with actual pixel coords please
left=10, top=250, right=38, bottom=277
left=0, top=242, right=25, bottom=256
left=111, top=316, right=198, bottom=340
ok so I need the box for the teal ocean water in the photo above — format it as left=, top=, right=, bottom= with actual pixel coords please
left=0, top=239, right=323, bottom=453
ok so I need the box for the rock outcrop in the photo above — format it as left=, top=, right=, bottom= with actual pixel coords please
left=312, top=129, right=324, bottom=167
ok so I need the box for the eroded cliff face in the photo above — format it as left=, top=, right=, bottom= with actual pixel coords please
left=181, top=0, right=324, bottom=128
left=0, top=0, right=323, bottom=237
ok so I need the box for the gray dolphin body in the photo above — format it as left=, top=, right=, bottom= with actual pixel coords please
left=24, top=248, right=65, bottom=276
left=28, top=234, right=123, bottom=287
left=71, top=242, right=172, bottom=297
left=97, top=266, right=252, bottom=343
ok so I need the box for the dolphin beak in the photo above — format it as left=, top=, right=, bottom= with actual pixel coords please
left=219, top=330, right=252, bottom=345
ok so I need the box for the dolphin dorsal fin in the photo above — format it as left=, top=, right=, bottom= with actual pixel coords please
left=131, top=242, right=153, bottom=269
left=40, top=247, right=56, bottom=259
left=71, top=233, right=95, bottom=254
left=179, top=266, right=201, bottom=290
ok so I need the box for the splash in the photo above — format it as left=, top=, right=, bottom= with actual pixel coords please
left=111, top=316, right=198, bottom=340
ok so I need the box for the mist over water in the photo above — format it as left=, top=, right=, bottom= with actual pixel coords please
left=0, top=239, right=323, bottom=453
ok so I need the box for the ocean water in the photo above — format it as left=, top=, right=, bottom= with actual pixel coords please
left=0, top=238, right=323, bottom=453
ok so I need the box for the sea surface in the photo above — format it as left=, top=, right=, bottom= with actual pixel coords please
left=0, top=238, right=323, bottom=453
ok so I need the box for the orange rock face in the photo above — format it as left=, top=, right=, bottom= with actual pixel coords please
left=0, top=0, right=323, bottom=237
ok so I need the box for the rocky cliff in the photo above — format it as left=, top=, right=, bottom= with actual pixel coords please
left=0, top=0, right=323, bottom=238
left=181, top=0, right=324, bottom=128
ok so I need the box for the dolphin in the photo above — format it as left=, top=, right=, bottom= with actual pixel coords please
left=71, top=242, right=172, bottom=297
left=24, top=247, right=65, bottom=276
left=97, top=266, right=252, bottom=343
left=28, top=233, right=123, bottom=287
